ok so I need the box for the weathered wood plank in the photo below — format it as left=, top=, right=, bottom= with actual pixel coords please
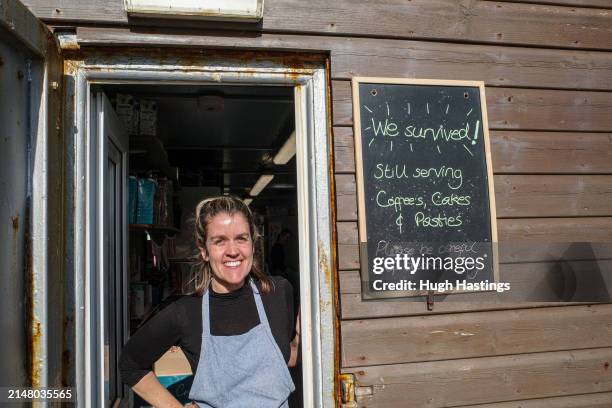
left=490, top=131, right=612, bottom=174
left=25, top=0, right=127, bottom=22
left=335, top=174, right=357, bottom=221
left=336, top=195, right=358, bottom=222
left=273, top=1, right=612, bottom=50
left=341, top=304, right=612, bottom=367
left=506, top=0, right=612, bottom=9
left=336, top=222, right=358, bottom=246
left=339, top=292, right=576, bottom=319
left=336, top=221, right=612, bottom=263
left=330, top=41, right=612, bottom=88
left=333, top=127, right=612, bottom=174
left=24, top=0, right=612, bottom=50
left=343, top=348, right=612, bottom=407
left=498, top=217, right=612, bottom=242
left=73, top=28, right=612, bottom=91
left=496, top=242, right=612, bottom=263
left=486, top=88, right=612, bottom=131
left=338, top=244, right=360, bottom=270
left=335, top=173, right=612, bottom=218
left=22, top=0, right=126, bottom=22
left=494, top=175, right=612, bottom=217
left=333, top=81, right=612, bottom=130
left=333, top=127, right=355, bottom=174
left=339, top=260, right=612, bottom=302
left=462, top=392, right=612, bottom=408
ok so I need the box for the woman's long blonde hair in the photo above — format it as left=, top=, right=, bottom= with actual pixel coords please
left=193, top=195, right=270, bottom=295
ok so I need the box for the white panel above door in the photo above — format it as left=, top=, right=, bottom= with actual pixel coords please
left=124, top=0, right=263, bottom=21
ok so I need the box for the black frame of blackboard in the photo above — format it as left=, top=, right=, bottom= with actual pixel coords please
left=352, top=77, right=499, bottom=298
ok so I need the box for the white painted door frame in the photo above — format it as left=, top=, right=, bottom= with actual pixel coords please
left=66, top=53, right=336, bottom=407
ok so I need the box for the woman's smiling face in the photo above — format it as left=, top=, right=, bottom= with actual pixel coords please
left=201, top=212, right=254, bottom=293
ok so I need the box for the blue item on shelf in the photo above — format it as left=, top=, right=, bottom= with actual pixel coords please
left=128, top=176, right=138, bottom=224
left=136, top=177, right=156, bottom=224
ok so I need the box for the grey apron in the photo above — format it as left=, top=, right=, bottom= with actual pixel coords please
left=188, top=279, right=295, bottom=407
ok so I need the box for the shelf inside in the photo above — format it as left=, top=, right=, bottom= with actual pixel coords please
left=130, top=224, right=180, bottom=235
left=168, top=258, right=193, bottom=263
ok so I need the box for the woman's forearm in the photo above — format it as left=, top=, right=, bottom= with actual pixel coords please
left=132, top=371, right=184, bottom=408
left=288, top=333, right=300, bottom=368
left=288, top=309, right=301, bottom=368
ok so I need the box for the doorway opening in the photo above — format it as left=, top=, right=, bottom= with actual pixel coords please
left=94, top=82, right=304, bottom=406
left=71, top=54, right=334, bottom=408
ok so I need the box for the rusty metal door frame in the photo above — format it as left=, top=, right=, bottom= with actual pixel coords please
left=65, top=51, right=336, bottom=407
left=1, top=0, right=65, bottom=397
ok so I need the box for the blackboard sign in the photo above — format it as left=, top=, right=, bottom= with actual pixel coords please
left=352, top=78, right=499, bottom=298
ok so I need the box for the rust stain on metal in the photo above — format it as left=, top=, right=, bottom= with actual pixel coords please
left=12, top=214, right=19, bottom=231
left=58, top=36, right=80, bottom=51
left=64, top=47, right=326, bottom=81
left=32, top=321, right=42, bottom=351
left=207, top=49, right=325, bottom=69
left=323, top=56, right=344, bottom=407
left=63, top=58, right=83, bottom=76
left=339, top=373, right=357, bottom=405
left=319, top=240, right=332, bottom=292
left=30, top=319, right=42, bottom=387
left=23, top=200, right=40, bottom=387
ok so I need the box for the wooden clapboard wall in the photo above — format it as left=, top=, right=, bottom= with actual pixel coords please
left=22, top=0, right=612, bottom=406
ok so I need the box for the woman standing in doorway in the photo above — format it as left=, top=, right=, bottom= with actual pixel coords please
left=120, top=196, right=298, bottom=407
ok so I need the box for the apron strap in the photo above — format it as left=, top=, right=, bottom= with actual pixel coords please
left=249, top=278, right=270, bottom=327
left=202, top=286, right=211, bottom=336
left=202, top=276, right=270, bottom=336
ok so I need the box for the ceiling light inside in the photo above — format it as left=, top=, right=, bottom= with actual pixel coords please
left=249, top=174, right=274, bottom=196
left=273, top=131, right=296, bottom=165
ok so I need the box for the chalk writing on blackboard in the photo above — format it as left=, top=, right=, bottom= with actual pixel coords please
left=352, top=78, right=499, bottom=298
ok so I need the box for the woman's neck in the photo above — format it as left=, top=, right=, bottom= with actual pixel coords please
left=210, top=277, right=247, bottom=294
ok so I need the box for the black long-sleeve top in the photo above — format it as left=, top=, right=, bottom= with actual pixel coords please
left=119, top=276, right=295, bottom=387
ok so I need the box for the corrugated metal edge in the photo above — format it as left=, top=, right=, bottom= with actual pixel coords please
left=0, top=0, right=49, bottom=57
left=0, top=1, right=65, bottom=400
